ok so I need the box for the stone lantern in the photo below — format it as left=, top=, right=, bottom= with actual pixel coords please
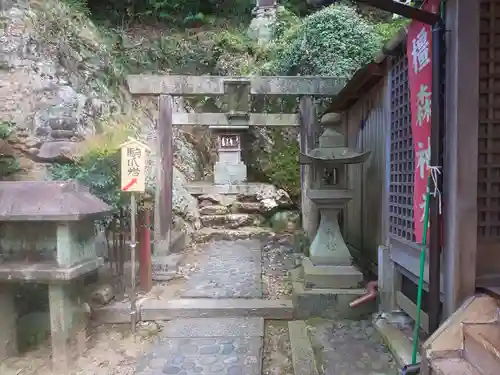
left=299, top=115, right=370, bottom=290
left=0, top=180, right=111, bottom=371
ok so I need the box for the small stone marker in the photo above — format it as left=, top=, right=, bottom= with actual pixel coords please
left=120, top=137, right=149, bottom=193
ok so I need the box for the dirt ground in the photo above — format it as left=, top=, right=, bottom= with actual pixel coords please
left=1, top=236, right=296, bottom=374
left=0, top=324, right=154, bottom=375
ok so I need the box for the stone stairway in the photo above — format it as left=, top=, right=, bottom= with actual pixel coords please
left=192, top=184, right=297, bottom=242
left=431, top=322, right=500, bottom=375
left=424, top=294, right=500, bottom=375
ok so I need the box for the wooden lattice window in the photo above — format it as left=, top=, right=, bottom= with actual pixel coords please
left=478, top=0, right=500, bottom=240
left=389, top=52, right=416, bottom=243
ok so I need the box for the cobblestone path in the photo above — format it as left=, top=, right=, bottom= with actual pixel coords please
left=181, top=240, right=262, bottom=299
left=136, top=318, right=264, bottom=375
left=135, top=240, right=266, bottom=375
left=310, top=319, right=398, bottom=375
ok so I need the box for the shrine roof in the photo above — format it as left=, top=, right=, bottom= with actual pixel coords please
left=325, top=26, right=408, bottom=113
left=0, top=180, right=112, bottom=221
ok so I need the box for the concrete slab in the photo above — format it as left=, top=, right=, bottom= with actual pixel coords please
left=302, top=257, right=363, bottom=289
left=141, top=298, right=294, bottom=321
left=92, top=299, right=294, bottom=323
left=194, top=227, right=273, bottom=242
left=288, top=321, right=319, bottom=375
left=292, top=282, right=376, bottom=320
left=374, top=317, right=417, bottom=368
left=0, top=257, right=104, bottom=282
left=91, top=300, right=131, bottom=324
left=185, top=181, right=274, bottom=196
left=159, top=317, right=264, bottom=338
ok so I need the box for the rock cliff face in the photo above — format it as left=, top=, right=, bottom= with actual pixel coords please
left=0, top=0, right=201, bottom=232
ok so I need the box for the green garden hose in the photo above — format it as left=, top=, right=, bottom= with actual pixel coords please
left=411, top=175, right=432, bottom=364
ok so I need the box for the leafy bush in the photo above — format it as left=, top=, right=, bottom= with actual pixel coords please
left=265, top=4, right=383, bottom=77
left=49, top=118, right=135, bottom=228
left=374, top=17, right=411, bottom=43
left=0, top=121, right=20, bottom=179
left=264, top=130, right=301, bottom=198
left=80, top=0, right=255, bottom=25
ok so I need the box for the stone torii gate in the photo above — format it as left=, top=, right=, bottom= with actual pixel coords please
left=126, top=75, right=346, bottom=253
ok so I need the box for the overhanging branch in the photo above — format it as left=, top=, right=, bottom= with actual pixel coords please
left=357, top=0, right=440, bottom=24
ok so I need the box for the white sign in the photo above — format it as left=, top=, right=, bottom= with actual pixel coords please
left=120, top=137, right=149, bottom=193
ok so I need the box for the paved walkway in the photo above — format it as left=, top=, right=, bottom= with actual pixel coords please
left=135, top=239, right=267, bottom=375
left=310, top=319, right=398, bottom=375
left=181, top=240, right=262, bottom=299
left=136, top=317, right=264, bottom=375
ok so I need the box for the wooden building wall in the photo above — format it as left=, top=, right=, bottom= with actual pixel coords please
left=476, top=0, right=500, bottom=278
left=344, top=77, right=390, bottom=270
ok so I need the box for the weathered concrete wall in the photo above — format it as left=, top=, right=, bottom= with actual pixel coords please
left=0, top=222, right=57, bottom=261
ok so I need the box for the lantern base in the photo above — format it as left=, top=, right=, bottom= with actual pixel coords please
left=301, top=257, right=363, bottom=289
left=309, top=207, right=352, bottom=266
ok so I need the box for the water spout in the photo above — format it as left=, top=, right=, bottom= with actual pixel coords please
left=349, top=281, right=378, bottom=308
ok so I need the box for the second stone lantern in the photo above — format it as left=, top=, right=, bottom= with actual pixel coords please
left=299, top=115, right=370, bottom=290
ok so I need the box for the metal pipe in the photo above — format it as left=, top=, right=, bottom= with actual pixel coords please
left=402, top=363, right=421, bottom=374
left=349, top=281, right=378, bottom=308
left=429, top=18, right=445, bottom=335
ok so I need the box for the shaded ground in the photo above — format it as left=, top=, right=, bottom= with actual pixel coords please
left=180, top=239, right=263, bottom=298
left=308, top=319, right=398, bottom=375
left=0, top=233, right=396, bottom=375
left=262, top=321, right=293, bottom=375
left=0, top=324, right=154, bottom=375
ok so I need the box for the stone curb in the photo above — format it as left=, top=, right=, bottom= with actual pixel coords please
left=289, top=321, right=319, bottom=375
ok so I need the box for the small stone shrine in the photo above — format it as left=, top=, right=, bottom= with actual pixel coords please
left=248, top=0, right=278, bottom=45
left=0, top=181, right=111, bottom=371
left=293, top=115, right=373, bottom=319
left=210, top=79, right=249, bottom=185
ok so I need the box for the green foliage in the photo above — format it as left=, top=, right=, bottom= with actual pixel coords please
left=374, top=17, right=411, bottom=43
left=264, top=129, right=301, bottom=199
left=0, top=121, right=21, bottom=179
left=81, top=0, right=255, bottom=26
left=264, top=5, right=382, bottom=77
left=0, top=120, right=14, bottom=139
left=49, top=133, right=131, bottom=229
left=50, top=120, right=132, bottom=228
left=293, top=231, right=311, bottom=256
left=272, top=6, right=301, bottom=41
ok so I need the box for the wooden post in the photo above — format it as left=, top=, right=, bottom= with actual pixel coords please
left=442, top=0, right=479, bottom=318
left=299, top=96, right=319, bottom=239
left=140, top=209, right=152, bottom=292
left=156, top=95, right=173, bottom=255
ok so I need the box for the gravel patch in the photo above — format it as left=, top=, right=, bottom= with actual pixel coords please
left=262, top=321, right=294, bottom=375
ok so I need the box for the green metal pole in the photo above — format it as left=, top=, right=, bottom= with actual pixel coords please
left=411, top=174, right=432, bottom=364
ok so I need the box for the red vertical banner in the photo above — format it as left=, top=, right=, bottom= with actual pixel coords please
left=407, top=0, right=440, bottom=243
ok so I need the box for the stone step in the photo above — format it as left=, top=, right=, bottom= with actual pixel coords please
left=463, top=322, right=500, bottom=375
left=93, top=298, right=294, bottom=323
left=230, top=201, right=266, bottom=214
left=292, top=281, right=375, bottom=320
left=374, top=317, right=418, bottom=368
left=200, top=213, right=266, bottom=229
left=199, top=204, right=230, bottom=215
left=289, top=321, right=319, bottom=375
left=194, top=227, right=273, bottom=242
left=302, top=257, right=364, bottom=289
left=431, top=358, right=481, bottom=375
